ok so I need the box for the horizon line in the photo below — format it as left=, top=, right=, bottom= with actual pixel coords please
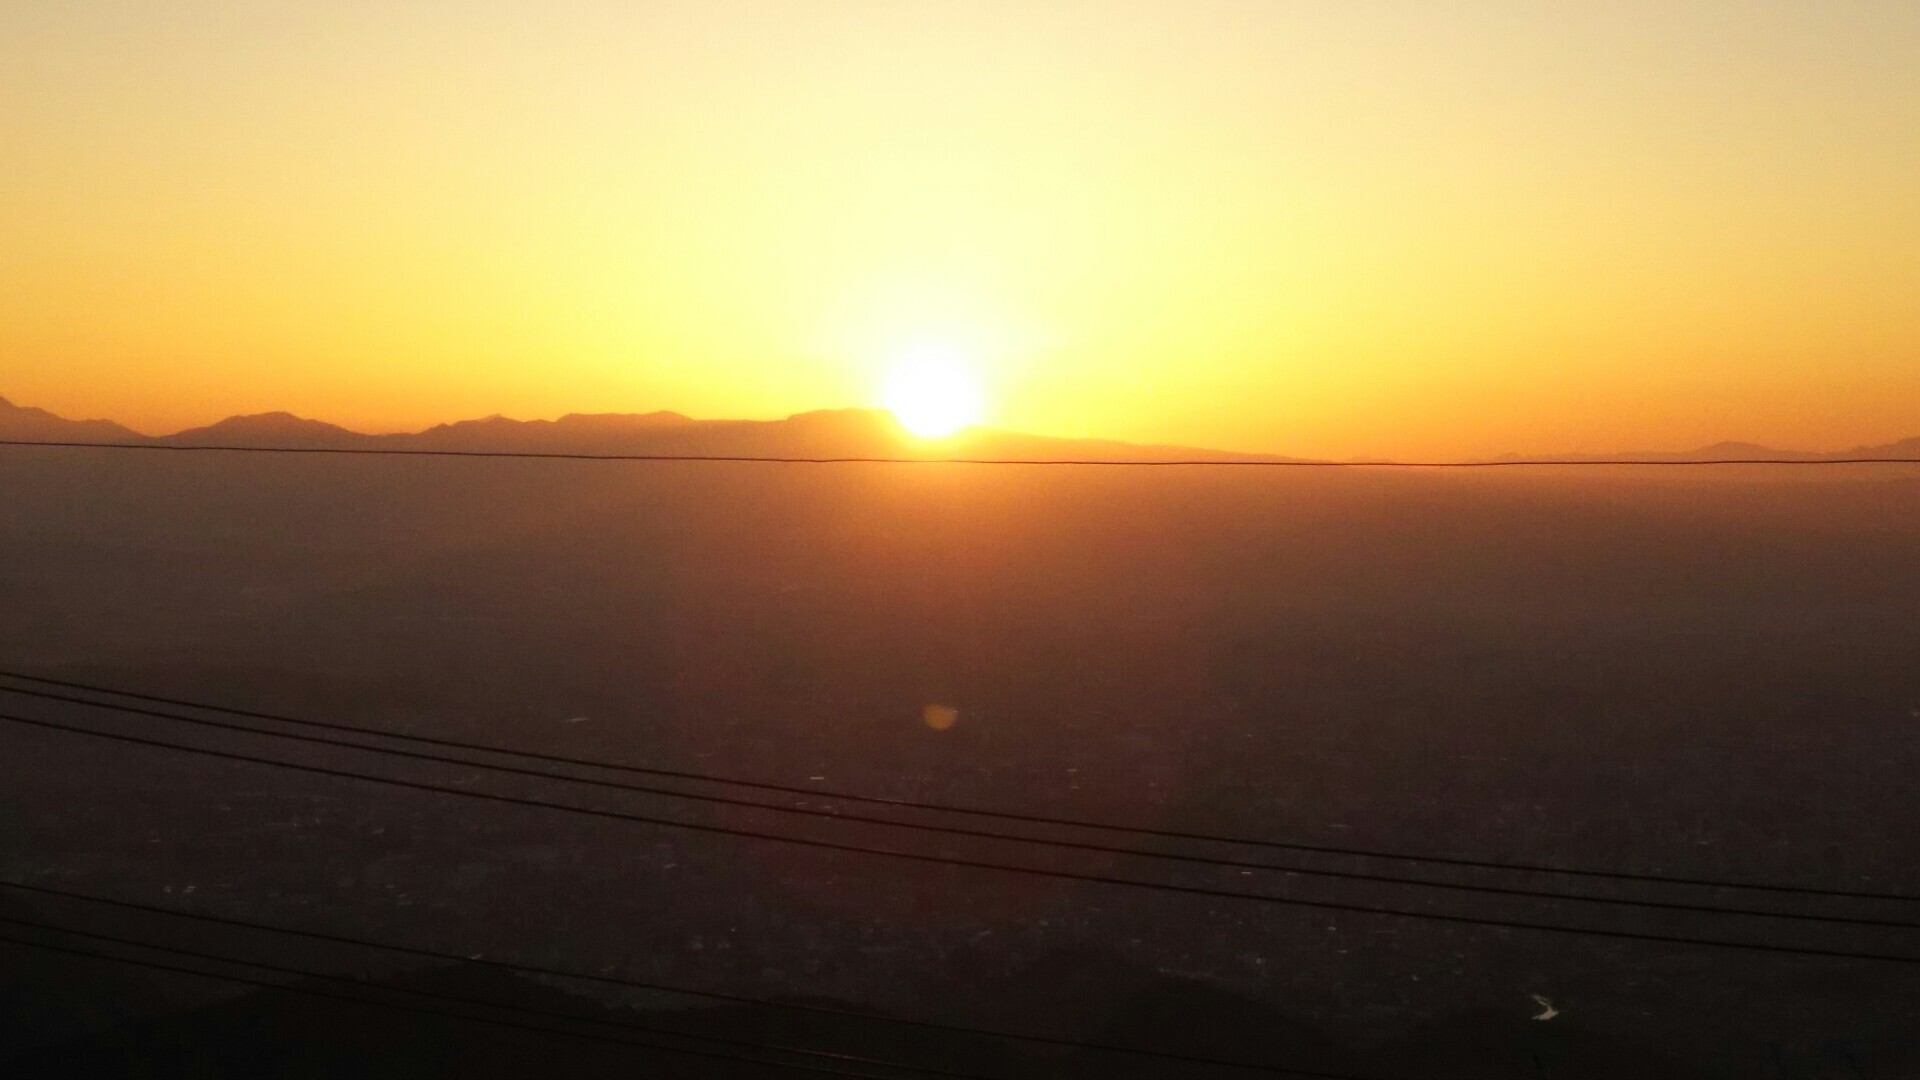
left=4, top=439, right=1919, bottom=469
left=5, top=394, right=1919, bottom=463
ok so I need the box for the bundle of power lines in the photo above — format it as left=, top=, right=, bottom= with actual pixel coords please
left=3, top=670, right=1917, bottom=1080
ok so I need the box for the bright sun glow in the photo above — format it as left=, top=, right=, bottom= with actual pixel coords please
left=881, top=348, right=985, bottom=438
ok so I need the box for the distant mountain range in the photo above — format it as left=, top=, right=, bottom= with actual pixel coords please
left=0, top=396, right=149, bottom=445
left=1489, top=438, right=1920, bottom=463
left=0, top=395, right=1298, bottom=462
left=2, top=394, right=1917, bottom=462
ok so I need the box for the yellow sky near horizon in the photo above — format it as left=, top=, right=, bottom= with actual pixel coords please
left=3, top=1, right=1917, bottom=457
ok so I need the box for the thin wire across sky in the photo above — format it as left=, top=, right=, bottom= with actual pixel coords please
left=2, top=674, right=1912, bottom=914
left=5, top=687, right=1917, bottom=967
left=4, top=438, right=1920, bottom=467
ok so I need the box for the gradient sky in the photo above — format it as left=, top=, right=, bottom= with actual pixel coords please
left=3, top=1, right=1916, bottom=457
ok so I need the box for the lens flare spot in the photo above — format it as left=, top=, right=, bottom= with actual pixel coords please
left=922, top=704, right=960, bottom=730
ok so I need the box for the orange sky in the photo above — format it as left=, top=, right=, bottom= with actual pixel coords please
left=3, top=2, right=1917, bottom=457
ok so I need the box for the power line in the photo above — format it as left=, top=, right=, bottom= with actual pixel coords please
left=6, top=711, right=1919, bottom=966
left=0, top=929, right=919, bottom=1080
left=0, top=880, right=1365, bottom=1078
left=6, top=680, right=1913, bottom=932
left=3, top=438, right=1918, bottom=467
left=6, top=670, right=1910, bottom=908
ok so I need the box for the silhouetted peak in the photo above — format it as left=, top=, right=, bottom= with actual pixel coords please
left=784, top=406, right=893, bottom=423
left=179, top=413, right=355, bottom=436
left=417, top=415, right=507, bottom=435
left=200, top=411, right=338, bottom=430
left=159, top=411, right=365, bottom=448
left=552, top=410, right=692, bottom=428
left=1851, top=434, right=1920, bottom=458
left=777, top=407, right=908, bottom=439
left=0, top=394, right=148, bottom=441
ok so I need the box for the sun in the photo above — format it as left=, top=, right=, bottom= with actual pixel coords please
left=881, top=347, right=984, bottom=438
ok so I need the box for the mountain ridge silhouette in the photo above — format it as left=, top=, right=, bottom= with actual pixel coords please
left=0, top=396, right=1304, bottom=462
left=3, top=393, right=1917, bottom=462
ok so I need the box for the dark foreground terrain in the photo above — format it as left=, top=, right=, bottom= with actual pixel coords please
left=4, top=424, right=1919, bottom=1077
